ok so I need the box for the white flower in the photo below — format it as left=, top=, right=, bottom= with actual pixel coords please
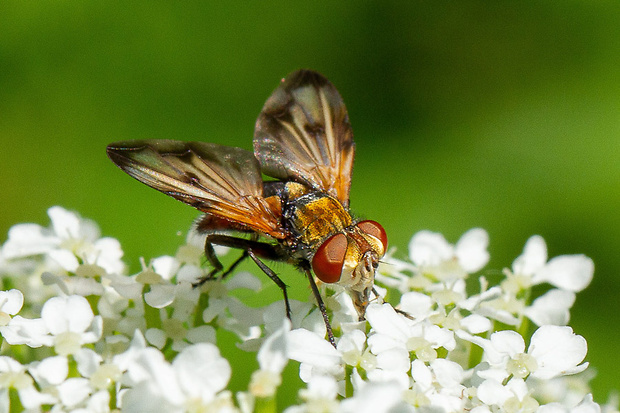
left=458, top=325, right=587, bottom=382
left=529, top=370, right=596, bottom=408
left=122, top=343, right=236, bottom=413
left=284, top=375, right=341, bottom=413
left=42, top=295, right=103, bottom=355
left=288, top=328, right=343, bottom=383
left=538, top=394, right=601, bottom=413
left=409, top=228, right=489, bottom=280
left=477, top=378, right=539, bottom=412
left=1, top=295, right=102, bottom=354
left=510, top=236, right=594, bottom=293
left=2, top=206, right=125, bottom=276
left=409, top=358, right=465, bottom=411
left=140, top=255, right=182, bottom=309
left=0, top=289, right=24, bottom=326
left=338, top=329, right=376, bottom=372
left=366, top=303, right=455, bottom=363
left=340, top=380, right=414, bottom=413
left=249, top=319, right=291, bottom=398
left=523, top=289, right=575, bottom=326
left=377, top=228, right=489, bottom=293
left=201, top=271, right=265, bottom=343
left=527, top=326, right=588, bottom=379
left=0, top=356, right=57, bottom=409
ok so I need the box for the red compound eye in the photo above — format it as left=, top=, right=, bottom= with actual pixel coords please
left=312, top=233, right=348, bottom=284
left=357, top=220, right=388, bottom=253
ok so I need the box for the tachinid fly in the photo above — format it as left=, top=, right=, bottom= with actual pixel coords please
left=106, top=70, right=387, bottom=346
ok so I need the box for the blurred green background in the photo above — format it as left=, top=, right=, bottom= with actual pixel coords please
left=1, top=1, right=618, bottom=399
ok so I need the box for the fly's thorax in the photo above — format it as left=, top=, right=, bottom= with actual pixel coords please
left=283, top=184, right=353, bottom=247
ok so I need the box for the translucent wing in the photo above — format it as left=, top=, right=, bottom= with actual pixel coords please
left=254, top=70, right=355, bottom=207
left=106, top=140, right=285, bottom=238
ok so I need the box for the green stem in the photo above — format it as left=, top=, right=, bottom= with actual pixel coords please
left=143, top=287, right=162, bottom=330
left=468, top=340, right=483, bottom=370
left=109, top=384, right=117, bottom=410
left=254, top=396, right=277, bottom=413
left=194, top=292, right=210, bottom=327
left=9, top=388, right=24, bottom=413
left=517, top=287, right=532, bottom=337
left=345, top=365, right=354, bottom=398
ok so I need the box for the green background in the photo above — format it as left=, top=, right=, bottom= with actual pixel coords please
left=1, top=1, right=618, bottom=400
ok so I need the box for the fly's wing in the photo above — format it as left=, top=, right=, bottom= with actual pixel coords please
left=106, top=140, right=285, bottom=238
left=254, top=70, right=355, bottom=207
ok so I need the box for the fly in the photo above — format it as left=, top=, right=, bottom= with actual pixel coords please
left=106, top=70, right=387, bottom=346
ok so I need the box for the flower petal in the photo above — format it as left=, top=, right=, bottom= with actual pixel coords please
left=528, top=326, right=587, bottom=379
left=512, top=235, right=547, bottom=276
left=455, top=228, right=489, bottom=273
left=41, top=295, right=94, bottom=334
left=1, top=223, right=58, bottom=258
left=524, top=289, right=575, bottom=326
left=288, top=329, right=340, bottom=370
left=533, top=255, right=594, bottom=292
left=257, top=319, right=290, bottom=373
left=409, top=231, right=453, bottom=267
left=0, top=289, right=24, bottom=315
left=174, top=343, right=231, bottom=399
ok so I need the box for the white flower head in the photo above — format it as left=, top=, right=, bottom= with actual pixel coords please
left=0, top=208, right=609, bottom=412
left=409, top=228, right=489, bottom=281
left=3, top=207, right=125, bottom=276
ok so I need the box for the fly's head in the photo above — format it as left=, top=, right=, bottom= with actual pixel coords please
left=311, top=220, right=388, bottom=320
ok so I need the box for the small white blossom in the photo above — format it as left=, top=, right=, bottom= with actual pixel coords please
left=284, top=375, right=341, bottom=413
left=340, top=380, right=414, bottom=413
left=538, top=394, right=601, bottom=413
left=288, top=328, right=343, bottom=383
left=366, top=303, right=455, bottom=363
left=477, top=378, right=539, bottom=412
left=1, top=295, right=102, bottom=354
left=510, top=235, right=594, bottom=297
left=0, top=356, right=57, bottom=409
left=250, top=319, right=291, bottom=398
left=410, top=358, right=465, bottom=411
left=2, top=206, right=125, bottom=276
left=458, top=325, right=587, bottom=382
left=41, top=295, right=103, bottom=355
left=377, top=228, right=489, bottom=295
left=409, top=228, right=489, bottom=280
left=122, top=343, right=236, bottom=413
left=0, top=289, right=24, bottom=326
left=524, top=289, right=575, bottom=326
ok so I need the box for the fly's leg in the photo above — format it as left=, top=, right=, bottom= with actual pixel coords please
left=196, top=234, right=276, bottom=284
left=368, top=286, right=413, bottom=320
left=197, top=240, right=247, bottom=284
left=247, top=249, right=291, bottom=320
left=195, top=234, right=291, bottom=320
left=302, top=264, right=336, bottom=348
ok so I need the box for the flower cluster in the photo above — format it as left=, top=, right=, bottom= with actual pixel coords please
left=0, top=207, right=616, bottom=412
